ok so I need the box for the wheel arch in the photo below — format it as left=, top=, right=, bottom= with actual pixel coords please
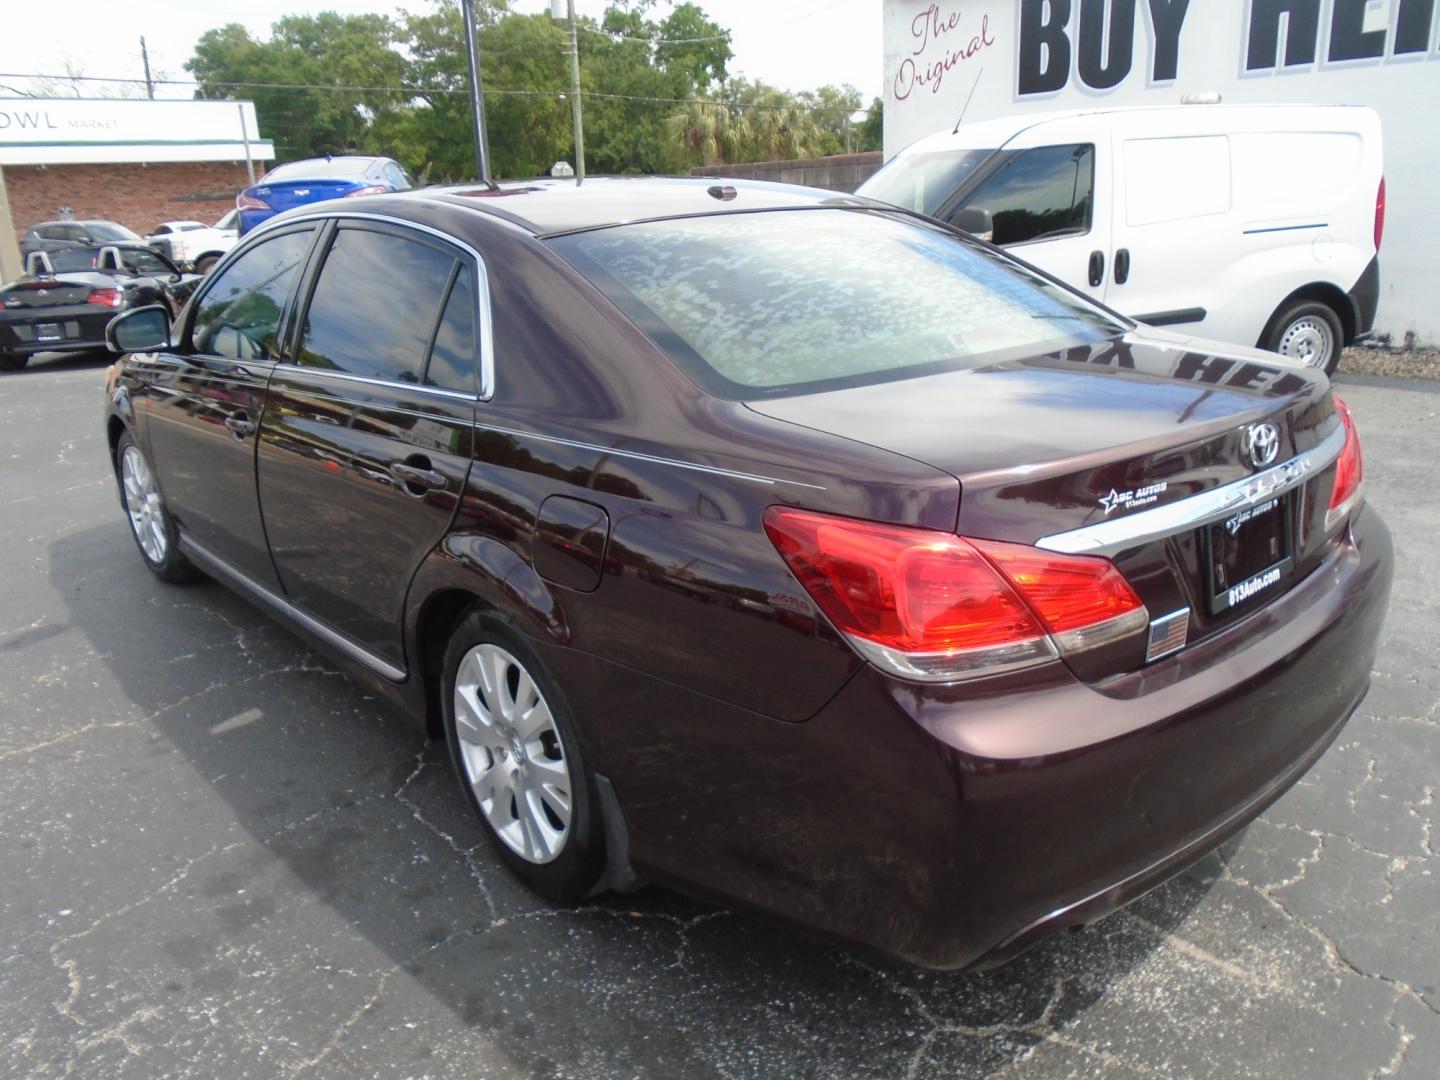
left=1260, top=282, right=1357, bottom=348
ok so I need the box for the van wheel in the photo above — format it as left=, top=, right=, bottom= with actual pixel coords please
left=195, top=254, right=220, bottom=274
left=441, top=611, right=606, bottom=902
left=1262, top=301, right=1343, bottom=376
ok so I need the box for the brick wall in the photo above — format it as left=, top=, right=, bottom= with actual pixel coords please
left=691, top=151, right=884, bottom=194
left=5, top=161, right=264, bottom=241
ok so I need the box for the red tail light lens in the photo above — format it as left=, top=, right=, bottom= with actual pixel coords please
left=763, top=507, right=1147, bottom=682
left=86, top=288, right=124, bottom=308
left=1374, top=177, right=1386, bottom=252
left=236, top=193, right=270, bottom=211
left=344, top=185, right=390, bottom=198
left=1326, top=395, right=1364, bottom=529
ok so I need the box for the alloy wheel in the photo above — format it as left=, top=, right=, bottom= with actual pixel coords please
left=1277, top=315, right=1336, bottom=369
left=453, top=643, right=573, bottom=864
left=121, top=445, right=169, bottom=564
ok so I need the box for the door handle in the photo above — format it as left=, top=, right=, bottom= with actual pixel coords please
left=1088, top=250, right=1105, bottom=288
left=1114, top=248, right=1131, bottom=285
left=224, top=416, right=256, bottom=439
left=389, top=459, right=447, bottom=494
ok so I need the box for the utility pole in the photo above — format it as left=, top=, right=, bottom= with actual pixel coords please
left=140, top=37, right=155, bottom=100
left=238, top=104, right=256, bottom=187
left=460, top=0, right=493, bottom=186
left=565, top=0, right=585, bottom=184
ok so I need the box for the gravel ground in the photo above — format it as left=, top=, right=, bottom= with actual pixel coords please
left=1340, top=345, right=1440, bottom=380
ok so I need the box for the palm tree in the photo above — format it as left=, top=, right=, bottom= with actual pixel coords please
left=666, top=100, right=751, bottom=165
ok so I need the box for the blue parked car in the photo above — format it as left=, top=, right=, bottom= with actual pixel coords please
left=236, top=155, right=415, bottom=235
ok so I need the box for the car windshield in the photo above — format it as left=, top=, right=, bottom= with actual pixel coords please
left=264, top=157, right=374, bottom=181
left=48, top=247, right=172, bottom=275
left=860, top=149, right=995, bottom=216
left=87, top=222, right=141, bottom=241
left=550, top=208, right=1125, bottom=399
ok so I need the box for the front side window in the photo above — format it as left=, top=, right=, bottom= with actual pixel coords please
left=296, top=227, right=456, bottom=383
left=958, top=144, right=1094, bottom=246
left=550, top=208, right=1122, bottom=399
left=192, top=229, right=315, bottom=360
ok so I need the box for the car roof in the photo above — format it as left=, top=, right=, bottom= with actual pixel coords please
left=395, top=176, right=877, bottom=237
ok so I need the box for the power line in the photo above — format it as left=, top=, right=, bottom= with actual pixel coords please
left=0, top=72, right=857, bottom=113
left=580, top=0, right=859, bottom=46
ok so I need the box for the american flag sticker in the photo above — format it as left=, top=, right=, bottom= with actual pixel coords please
left=1146, top=608, right=1190, bottom=662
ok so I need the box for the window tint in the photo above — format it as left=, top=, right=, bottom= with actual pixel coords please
left=153, top=224, right=173, bottom=235
left=424, top=267, right=476, bottom=393
left=60, top=225, right=89, bottom=242
left=296, top=228, right=455, bottom=383
left=958, top=144, right=1094, bottom=246
left=192, top=229, right=314, bottom=361
left=860, top=149, right=995, bottom=216
left=551, top=209, right=1121, bottom=399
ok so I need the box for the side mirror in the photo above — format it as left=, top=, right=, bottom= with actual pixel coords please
left=107, top=305, right=172, bottom=354
left=25, top=250, right=54, bottom=275
left=952, top=206, right=994, bottom=243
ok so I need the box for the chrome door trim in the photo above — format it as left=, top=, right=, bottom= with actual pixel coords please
left=246, top=209, right=494, bottom=401
left=178, top=534, right=408, bottom=682
left=1035, top=422, right=1347, bottom=556
left=267, top=362, right=479, bottom=404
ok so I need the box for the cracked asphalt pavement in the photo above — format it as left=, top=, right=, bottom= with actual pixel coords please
left=2, top=352, right=1437, bottom=1079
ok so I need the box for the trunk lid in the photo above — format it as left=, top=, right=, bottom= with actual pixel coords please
left=251, top=178, right=367, bottom=212
left=749, top=333, right=1343, bottom=675
left=1, top=275, right=103, bottom=309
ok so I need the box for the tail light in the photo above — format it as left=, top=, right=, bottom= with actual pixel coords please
left=86, top=288, right=124, bottom=308
left=763, top=507, right=1147, bottom=683
left=236, top=193, right=270, bottom=211
left=1326, top=396, right=1364, bottom=530
left=1374, top=177, right=1385, bottom=252
left=344, top=185, right=390, bottom=198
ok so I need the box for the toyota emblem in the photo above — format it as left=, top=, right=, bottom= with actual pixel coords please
left=1245, top=422, right=1280, bottom=468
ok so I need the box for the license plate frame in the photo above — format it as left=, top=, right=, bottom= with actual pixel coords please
left=1201, top=493, right=1295, bottom=615
left=35, top=322, right=62, bottom=342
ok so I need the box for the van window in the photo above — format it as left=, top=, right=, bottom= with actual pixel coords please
left=958, top=144, right=1094, bottom=245
left=296, top=227, right=456, bottom=384
left=859, top=149, right=994, bottom=216
left=1124, top=136, right=1231, bottom=226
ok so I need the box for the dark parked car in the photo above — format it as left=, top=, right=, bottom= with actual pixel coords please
left=1, top=245, right=198, bottom=371
left=100, top=178, right=1391, bottom=970
left=236, top=155, right=414, bottom=235
left=21, top=219, right=143, bottom=256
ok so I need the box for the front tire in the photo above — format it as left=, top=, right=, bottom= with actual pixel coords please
left=1262, top=300, right=1343, bottom=376
left=195, top=254, right=220, bottom=275
left=442, top=611, right=605, bottom=902
left=116, top=433, right=200, bottom=583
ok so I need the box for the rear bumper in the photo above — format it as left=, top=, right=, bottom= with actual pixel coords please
left=0, top=310, right=114, bottom=354
left=578, top=502, right=1392, bottom=969
left=1347, top=255, right=1380, bottom=341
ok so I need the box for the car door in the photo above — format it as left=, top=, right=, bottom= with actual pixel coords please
left=947, top=138, right=1113, bottom=304
left=139, top=224, right=319, bottom=590
left=256, top=219, right=477, bottom=670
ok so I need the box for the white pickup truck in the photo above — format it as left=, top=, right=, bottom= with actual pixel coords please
left=145, top=210, right=240, bottom=274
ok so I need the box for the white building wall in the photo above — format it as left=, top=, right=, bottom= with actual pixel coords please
left=882, top=0, right=1440, bottom=345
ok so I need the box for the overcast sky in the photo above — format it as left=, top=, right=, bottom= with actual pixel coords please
left=0, top=0, right=883, bottom=102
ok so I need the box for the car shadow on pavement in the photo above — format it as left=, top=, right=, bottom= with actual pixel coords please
left=1, top=350, right=114, bottom=377
left=49, top=519, right=1224, bottom=1076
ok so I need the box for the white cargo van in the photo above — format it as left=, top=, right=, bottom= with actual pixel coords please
left=859, top=105, right=1383, bottom=375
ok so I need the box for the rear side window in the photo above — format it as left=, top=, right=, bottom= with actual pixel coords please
left=296, top=227, right=456, bottom=384
left=424, top=266, right=476, bottom=393
left=192, top=229, right=314, bottom=360
left=958, top=144, right=1094, bottom=245
left=551, top=208, right=1122, bottom=399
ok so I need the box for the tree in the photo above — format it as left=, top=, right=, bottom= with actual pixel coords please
left=858, top=96, right=883, bottom=153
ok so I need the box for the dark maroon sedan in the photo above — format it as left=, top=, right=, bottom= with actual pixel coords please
left=101, top=178, right=1390, bottom=969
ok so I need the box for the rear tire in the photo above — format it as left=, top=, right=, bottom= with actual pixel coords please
left=0, top=350, right=25, bottom=372
left=116, top=433, right=201, bottom=584
left=1261, top=300, right=1344, bottom=376
left=441, top=610, right=606, bottom=903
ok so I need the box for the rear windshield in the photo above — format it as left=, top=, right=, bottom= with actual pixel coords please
left=549, top=208, right=1123, bottom=400
left=264, top=157, right=375, bottom=181
left=860, top=149, right=994, bottom=216
left=87, top=222, right=141, bottom=241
